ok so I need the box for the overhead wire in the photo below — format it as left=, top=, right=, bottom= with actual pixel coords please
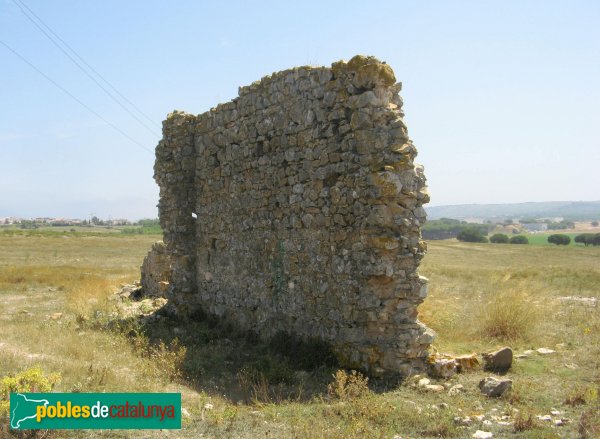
left=0, top=39, right=154, bottom=154
left=12, top=0, right=162, bottom=138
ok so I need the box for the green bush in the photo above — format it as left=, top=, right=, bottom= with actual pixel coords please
left=1, top=367, right=61, bottom=417
left=575, top=233, right=597, bottom=246
left=327, top=369, right=370, bottom=401
left=509, top=235, right=529, bottom=244
left=548, top=234, right=571, bottom=245
left=575, top=233, right=600, bottom=246
left=457, top=227, right=488, bottom=243
left=490, top=233, right=509, bottom=244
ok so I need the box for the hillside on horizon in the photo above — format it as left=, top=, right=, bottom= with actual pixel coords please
left=425, top=200, right=600, bottom=221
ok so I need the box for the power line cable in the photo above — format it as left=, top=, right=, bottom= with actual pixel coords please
left=13, top=0, right=161, bottom=136
left=12, top=0, right=162, bottom=137
left=0, top=38, right=153, bottom=155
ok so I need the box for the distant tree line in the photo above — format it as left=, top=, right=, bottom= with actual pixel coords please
left=467, top=232, right=600, bottom=246
left=547, top=221, right=575, bottom=230
left=19, top=220, right=38, bottom=229
left=120, top=219, right=162, bottom=235
left=423, top=218, right=490, bottom=240
left=458, top=231, right=529, bottom=244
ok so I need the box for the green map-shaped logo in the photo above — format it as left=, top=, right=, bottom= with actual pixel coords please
left=10, top=393, right=49, bottom=429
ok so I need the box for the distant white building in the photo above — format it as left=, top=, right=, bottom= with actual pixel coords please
left=540, top=217, right=564, bottom=223
left=106, top=218, right=130, bottom=226
left=50, top=218, right=83, bottom=226
left=522, top=223, right=548, bottom=232
left=463, top=217, right=485, bottom=224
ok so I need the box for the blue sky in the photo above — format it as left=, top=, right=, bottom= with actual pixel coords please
left=1, top=0, right=599, bottom=219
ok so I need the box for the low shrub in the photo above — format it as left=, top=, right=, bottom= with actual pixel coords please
left=327, top=369, right=370, bottom=401
left=513, top=412, right=537, bottom=432
left=579, top=405, right=600, bottom=438
left=479, top=289, right=537, bottom=341
left=0, top=367, right=61, bottom=418
left=457, top=227, right=488, bottom=243
left=490, top=233, right=509, bottom=244
left=509, top=235, right=529, bottom=244
left=548, top=234, right=571, bottom=245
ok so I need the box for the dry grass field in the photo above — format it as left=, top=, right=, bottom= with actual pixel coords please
left=1, top=232, right=599, bottom=438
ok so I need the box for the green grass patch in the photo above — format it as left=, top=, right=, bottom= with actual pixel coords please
left=120, top=225, right=163, bottom=235
left=524, top=232, right=580, bottom=246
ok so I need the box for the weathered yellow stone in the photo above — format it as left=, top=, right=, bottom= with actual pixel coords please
left=455, top=353, right=480, bottom=372
left=368, top=235, right=400, bottom=250
left=347, top=55, right=377, bottom=69
left=369, top=171, right=403, bottom=198
left=391, top=143, right=411, bottom=154
left=356, top=63, right=396, bottom=87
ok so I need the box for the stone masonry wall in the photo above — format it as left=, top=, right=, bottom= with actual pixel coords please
left=146, top=55, right=434, bottom=376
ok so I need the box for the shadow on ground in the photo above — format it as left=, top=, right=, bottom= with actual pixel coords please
left=120, top=309, right=402, bottom=405
left=84, top=287, right=405, bottom=404
left=133, top=305, right=342, bottom=404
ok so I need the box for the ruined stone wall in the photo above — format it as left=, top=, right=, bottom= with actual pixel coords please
left=147, top=55, right=434, bottom=376
left=140, top=242, right=171, bottom=297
